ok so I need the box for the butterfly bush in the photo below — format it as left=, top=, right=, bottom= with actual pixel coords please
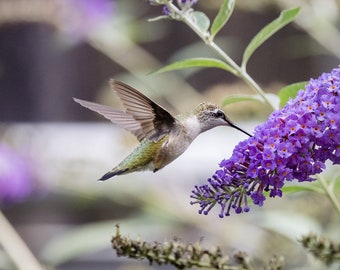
left=191, top=66, right=340, bottom=217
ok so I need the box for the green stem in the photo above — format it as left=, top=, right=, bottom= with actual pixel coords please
left=0, top=210, right=44, bottom=270
left=168, top=3, right=276, bottom=110
left=205, top=41, right=272, bottom=110
left=317, top=174, right=340, bottom=216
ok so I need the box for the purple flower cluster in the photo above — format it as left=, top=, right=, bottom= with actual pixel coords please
left=191, top=66, right=340, bottom=217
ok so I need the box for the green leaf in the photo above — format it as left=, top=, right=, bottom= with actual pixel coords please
left=41, top=221, right=115, bottom=265
left=258, top=211, right=321, bottom=240
left=192, top=11, right=210, bottom=33
left=332, top=174, right=340, bottom=192
left=41, top=217, right=175, bottom=266
left=210, top=0, right=235, bottom=39
left=282, top=184, right=325, bottom=194
left=241, top=7, right=300, bottom=69
left=222, top=94, right=263, bottom=106
left=222, top=93, right=280, bottom=109
left=152, top=57, right=237, bottom=75
left=278, top=81, right=308, bottom=108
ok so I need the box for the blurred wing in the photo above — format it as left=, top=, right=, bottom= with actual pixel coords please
left=110, top=80, right=177, bottom=141
left=73, top=98, right=145, bottom=141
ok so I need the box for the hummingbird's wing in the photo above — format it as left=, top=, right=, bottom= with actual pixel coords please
left=73, top=98, right=145, bottom=141
left=73, top=80, right=178, bottom=142
left=110, top=80, right=178, bottom=142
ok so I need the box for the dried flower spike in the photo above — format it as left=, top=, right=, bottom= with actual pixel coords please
left=300, top=233, right=340, bottom=266
left=111, top=225, right=247, bottom=269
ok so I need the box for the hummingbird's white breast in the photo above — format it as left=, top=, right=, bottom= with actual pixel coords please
left=181, top=115, right=202, bottom=141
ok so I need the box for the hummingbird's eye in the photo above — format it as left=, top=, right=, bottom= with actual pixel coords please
left=215, top=110, right=225, bottom=118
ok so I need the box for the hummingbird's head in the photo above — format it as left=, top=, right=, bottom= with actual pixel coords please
left=194, top=102, right=230, bottom=131
left=194, top=102, right=252, bottom=137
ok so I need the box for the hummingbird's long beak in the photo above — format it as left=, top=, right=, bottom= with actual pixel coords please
left=228, top=122, right=252, bottom=137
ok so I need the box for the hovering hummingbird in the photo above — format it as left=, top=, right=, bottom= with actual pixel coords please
left=74, top=80, right=251, bottom=180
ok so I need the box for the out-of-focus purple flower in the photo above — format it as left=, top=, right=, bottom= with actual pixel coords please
left=162, top=5, right=171, bottom=16
left=191, top=66, right=340, bottom=217
left=58, top=0, right=114, bottom=42
left=0, top=144, right=34, bottom=204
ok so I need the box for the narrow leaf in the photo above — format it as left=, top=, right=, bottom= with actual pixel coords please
left=210, top=0, right=235, bottom=39
left=281, top=184, right=325, bottom=194
left=222, top=93, right=280, bottom=109
left=241, top=7, right=300, bottom=69
left=41, top=221, right=115, bottom=265
left=42, top=218, right=174, bottom=266
left=152, top=57, right=237, bottom=75
left=278, top=81, right=308, bottom=108
left=222, top=94, right=262, bottom=106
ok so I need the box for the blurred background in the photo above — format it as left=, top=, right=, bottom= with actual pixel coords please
left=0, top=0, right=339, bottom=269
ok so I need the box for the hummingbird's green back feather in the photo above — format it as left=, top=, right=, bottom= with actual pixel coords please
left=99, top=135, right=169, bottom=180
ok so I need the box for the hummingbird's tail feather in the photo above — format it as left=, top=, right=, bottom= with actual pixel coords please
left=98, top=168, right=129, bottom=181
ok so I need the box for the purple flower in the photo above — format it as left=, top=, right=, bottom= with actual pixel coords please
left=176, top=0, right=198, bottom=11
left=59, top=0, right=113, bottom=42
left=162, top=5, right=171, bottom=16
left=191, top=66, right=340, bottom=217
left=149, top=0, right=198, bottom=16
left=0, top=144, right=34, bottom=204
left=179, top=0, right=198, bottom=5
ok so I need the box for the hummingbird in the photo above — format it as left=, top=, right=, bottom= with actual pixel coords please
left=74, top=80, right=251, bottom=180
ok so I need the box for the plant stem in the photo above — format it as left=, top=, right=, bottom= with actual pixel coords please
left=168, top=2, right=276, bottom=110
left=204, top=40, right=273, bottom=110
left=0, top=210, right=44, bottom=270
left=318, top=174, right=340, bottom=216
